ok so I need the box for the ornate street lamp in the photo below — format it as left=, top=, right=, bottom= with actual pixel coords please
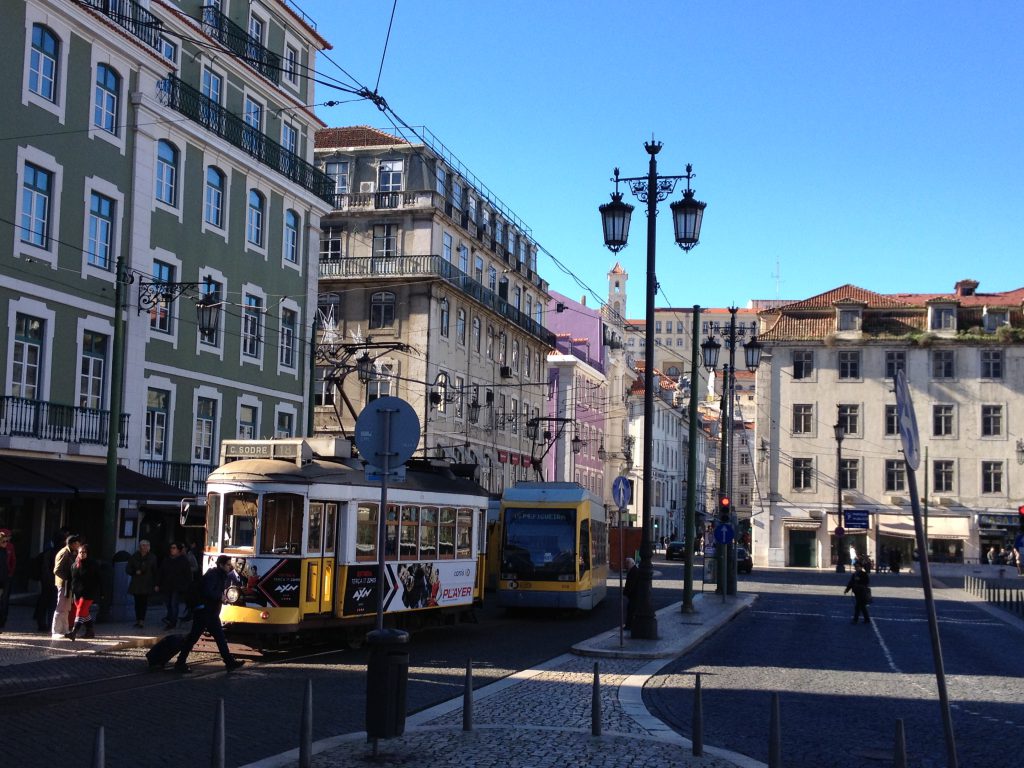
left=834, top=422, right=846, bottom=573
left=356, top=351, right=374, bottom=384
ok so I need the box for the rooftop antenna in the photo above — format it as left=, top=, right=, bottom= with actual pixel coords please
left=771, top=256, right=782, bottom=300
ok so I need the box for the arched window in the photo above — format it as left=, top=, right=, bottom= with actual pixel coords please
left=456, top=308, right=466, bottom=345
left=247, top=190, right=265, bottom=246
left=439, top=298, right=450, bottom=337
left=155, top=140, right=178, bottom=206
left=369, top=291, right=395, bottom=329
left=94, top=63, right=120, bottom=134
left=284, top=209, right=299, bottom=263
left=472, top=316, right=481, bottom=352
left=29, top=25, right=60, bottom=102
left=204, top=167, right=225, bottom=227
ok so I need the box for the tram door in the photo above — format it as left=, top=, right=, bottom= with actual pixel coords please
left=302, top=502, right=338, bottom=615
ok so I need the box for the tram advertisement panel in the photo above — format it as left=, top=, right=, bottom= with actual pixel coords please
left=224, top=556, right=301, bottom=608
left=342, top=561, right=477, bottom=616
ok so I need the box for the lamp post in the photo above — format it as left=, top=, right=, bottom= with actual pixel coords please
left=834, top=421, right=846, bottom=573
left=700, top=308, right=761, bottom=596
left=599, top=140, right=706, bottom=639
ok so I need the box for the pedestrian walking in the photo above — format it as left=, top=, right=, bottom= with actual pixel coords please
left=0, top=529, right=13, bottom=632
left=844, top=560, right=871, bottom=624
left=65, top=544, right=101, bottom=640
left=173, top=555, right=245, bottom=673
left=127, top=540, right=158, bottom=628
left=51, top=534, right=81, bottom=638
left=32, top=529, right=65, bottom=632
left=157, top=542, right=192, bottom=629
left=622, top=557, right=638, bottom=631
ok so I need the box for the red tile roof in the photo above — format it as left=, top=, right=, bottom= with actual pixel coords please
left=315, top=126, right=408, bottom=150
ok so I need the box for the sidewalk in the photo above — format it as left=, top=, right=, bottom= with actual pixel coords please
left=242, top=592, right=762, bottom=768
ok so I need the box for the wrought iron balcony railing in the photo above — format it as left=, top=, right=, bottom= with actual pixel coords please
left=0, top=396, right=129, bottom=447
left=159, top=75, right=333, bottom=203
left=139, top=459, right=214, bottom=496
left=200, top=5, right=280, bottom=84
left=76, top=0, right=163, bottom=50
left=319, top=254, right=556, bottom=346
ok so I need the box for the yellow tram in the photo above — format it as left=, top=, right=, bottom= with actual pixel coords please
left=497, top=482, right=608, bottom=610
left=202, top=438, right=489, bottom=648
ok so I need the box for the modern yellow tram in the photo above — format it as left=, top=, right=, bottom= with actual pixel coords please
left=202, top=438, right=490, bottom=648
left=496, top=482, right=608, bottom=610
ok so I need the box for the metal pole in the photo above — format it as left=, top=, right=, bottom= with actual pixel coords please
left=375, top=409, right=393, bottom=633
left=618, top=507, right=624, bottom=646
left=836, top=429, right=844, bottom=573
left=102, top=257, right=127, bottom=584
left=726, top=308, right=738, bottom=596
left=717, top=364, right=728, bottom=597
left=683, top=305, right=700, bottom=612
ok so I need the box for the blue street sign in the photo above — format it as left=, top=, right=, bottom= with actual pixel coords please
left=844, top=509, right=869, bottom=529
left=714, top=523, right=734, bottom=545
left=612, top=476, right=631, bottom=509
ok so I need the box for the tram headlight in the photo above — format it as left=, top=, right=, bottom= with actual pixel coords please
left=224, top=586, right=243, bottom=605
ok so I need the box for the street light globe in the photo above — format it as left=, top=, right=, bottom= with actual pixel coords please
left=599, top=191, right=634, bottom=252
left=670, top=187, right=706, bottom=251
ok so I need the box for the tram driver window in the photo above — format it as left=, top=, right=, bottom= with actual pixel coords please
left=223, top=492, right=257, bottom=551
left=261, top=493, right=303, bottom=555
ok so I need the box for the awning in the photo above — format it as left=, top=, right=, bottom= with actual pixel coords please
left=782, top=518, right=822, bottom=530
left=0, top=455, right=185, bottom=501
left=877, top=515, right=970, bottom=540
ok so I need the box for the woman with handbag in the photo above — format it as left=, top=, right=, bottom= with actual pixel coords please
left=844, top=560, right=871, bottom=624
left=66, top=544, right=101, bottom=640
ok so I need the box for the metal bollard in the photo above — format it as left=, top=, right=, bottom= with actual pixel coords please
left=893, top=718, right=907, bottom=768
left=591, top=662, right=602, bottom=737
left=211, top=698, right=225, bottom=768
left=299, top=679, right=313, bottom=768
left=463, top=658, right=474, bottom=732
left=768, top=692, right=782, bottom=768
left=91, top=726, right=105, bottom=768
left=692, top=672, right=703, bottom=756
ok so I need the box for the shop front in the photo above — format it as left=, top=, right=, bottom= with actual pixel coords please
left=875, top=513, right=971, bottom=568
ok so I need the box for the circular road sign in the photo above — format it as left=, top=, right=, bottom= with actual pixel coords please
left=835, top=526, right=845, bottom=539
left=894, top=370, right=921, bottom=470
left=354, top=396, right=420, bottom=469
left=612, top=476, right=631, bottom=509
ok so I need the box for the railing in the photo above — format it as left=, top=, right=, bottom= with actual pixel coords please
left=139, top=459, right=214, bottom=496
left=200, top=6, right=280, bottom=84
left=76, top=0, right=163, bottom=50
left=964, top=573, right=1024, bottom=618
left=159, top=75, right=333, bottom=203
left=319, top=255, right=556, bottom=346
left=0, top=396, right=128, bottom=447
left=328, top=190, right=440, bottom=212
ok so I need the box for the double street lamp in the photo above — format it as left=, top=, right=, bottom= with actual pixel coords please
left=599, top=140, right=705, bottom=639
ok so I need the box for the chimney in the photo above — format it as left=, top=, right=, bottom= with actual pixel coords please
left=954, top=279, right=978, bottom=297
left=580, top=295, right=587, bottom=306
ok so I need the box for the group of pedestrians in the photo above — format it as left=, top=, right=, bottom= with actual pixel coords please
left=126, top=539, right=200, bottom=629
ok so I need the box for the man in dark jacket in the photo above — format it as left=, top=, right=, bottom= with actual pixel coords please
left=174, top=555, right=245, bottom=673
left=622, top=557, right=639, bottom=631
left=158, top=543, right=193, bottom=629
left=844, top=560, right=871, bottom=624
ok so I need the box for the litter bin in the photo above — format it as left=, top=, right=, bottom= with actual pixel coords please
left=365, top=628, right=410, bottom=739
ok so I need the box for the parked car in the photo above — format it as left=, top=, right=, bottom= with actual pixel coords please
left=665, top=541, right=687, bottom=560
left=737, top=547, right=753, bottom=574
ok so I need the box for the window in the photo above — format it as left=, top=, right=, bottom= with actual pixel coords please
left=276, top=411, right=294, bottom=438
left=315, top=367, right=334, bottom=407
left=194, top=397, right=217, bottom=462
left=933, top=460, right=954, bottom=494
left=155, top=141, right=178, bottom=206
left=838, top=404, right=859, bottom=435
left=458, top=244, right=469, bottom=273
left=456, top=308, right=466, bottom=345
left=885, top=459, right=906, bottom=492
left=246, top=190, right=265, bottom=246
left=280, top=308, right=297, bottom=368
left=487, top=266, right=497, bottom=293
left=982, top=461, right=1003, bottom=494
left=204, top=167, right=225, bottom=228
left=930, top=306, right=956, bottom=331
left=85, top=192, right=115, bottom=271
left=981, top=349, right=1003, bottom=379
left=984, top=310, right=1008, bottom=332
left=839, top=458, right=858, bottom=491
left=93, top=64, right=119, bottom=134
left=12, top=315, right=44, bottom=400
left=284, top=44, right=299, bottom=84
left=242, top=295, right=263, bottom=358
left=885, top=351, right=905, bottom=379
left=443, top=232, right=453, bottom=263
left=474, top=255, right=484, bottom=283
left=981, top=405, right=1003, bottom=437
left=20, top=163, right=52, bottom=248
left=524, top=345, right=532, bottom=379
left=931, top=350, right=954, bottom=379
left=320, top=226, right=343, bottom=261
left=884, top=404, right=898, bottom=435
left=199, top=279, right=222, bottom=345
left=283, top=210, right=299, bottom=263
left=793, top=458, right=813, bottom=490
left=512, top=340, right=520, bottom=372
left=29, top=24, right=59, bottom=102
left=325, top=160, right=348, bottom=194
left=378, top=159, right=403, bottom=191
left=439, top=298, right=450, bottom=337
left=160, top=36, right=177, bottom=63
left=356, top=503, right=378, bottom=561
left=200, top=67, right=222, bottom=130
left=454, top=376, right=465, bottom=418
left=149, top=260, right=174, bottom=333
left=837, top=309, right=860, bottom=331
left=367, top=363, right=394, bottom=402
left=223, top=491, right=257, bottom=551
left=260, top=494, right=303, bottom=555
left=933, top=405, right=954, bottom=437
left=242, top=96, right=263, bottom=154
left=793, top=350, right=813, bottom=380
left=838, top=351, right=860, bottom=379
left=281, top=122, right=298, bottom=160
left=372, top=223, right=397, bottom=260
left=369, top=291, right=395, bottom=329
left=472, top=316, right=481, bottom=353
left=486, top=325, right=494, bottom=360
left=655, top=321, right=662, bottom=333
left=239, top=404, right=258, bottom=439
left=792, top=404, right=813, bottom=435
left=144, top=388, right=168, bottom=460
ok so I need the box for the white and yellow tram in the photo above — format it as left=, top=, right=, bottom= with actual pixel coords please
left=203, top=438, right=489, bottom=648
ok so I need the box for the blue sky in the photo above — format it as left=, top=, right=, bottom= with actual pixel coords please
left=305, top=1, right=1023, bottom=318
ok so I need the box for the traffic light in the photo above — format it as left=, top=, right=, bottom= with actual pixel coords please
left=718, top=495, right=731, bottom=522
left=1018, top=504, right=1024, bottom=524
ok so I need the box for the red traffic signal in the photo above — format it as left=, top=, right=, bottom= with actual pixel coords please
left=718, top=495, right=731, bottom=520
left=1018, top=504, right=1024, bottom=516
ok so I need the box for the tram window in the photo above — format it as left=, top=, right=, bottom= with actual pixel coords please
left=592, top=520, right=608, bottom=566
left=385, top=505, right=399, bottom=557
left=579, top=519, right=590, bottom=573
left=438, top=508, right=456, bottom=559
left=205, top=493, right=221, bottom=550
left=324, top=503, right=337, bottom=555
left=261, top=492, right=303, bottom=555
left=419, top=506, right=438, bottom=561
left=400, top=505, right=419, bottom=561
left=356, top=503, right=377, bottom=561
left=307, top=502, right=323, bottom=554
left=456, top=508, right=473, bottom=559
left=224, top=492, right=257, bottom=552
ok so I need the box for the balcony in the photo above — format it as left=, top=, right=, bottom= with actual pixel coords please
left=328, top=190, right=441, bottom=212
left=200, top=5, right=280, bottom=84
left=139, top=459, right=214, bottom=496
left=0, top=396, right=128, bottom=447
left=319, top=254, right=556, bottom=346
left=159, top=75, right=333, bottom=203
left=76, top=0, right=163, bottom=50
